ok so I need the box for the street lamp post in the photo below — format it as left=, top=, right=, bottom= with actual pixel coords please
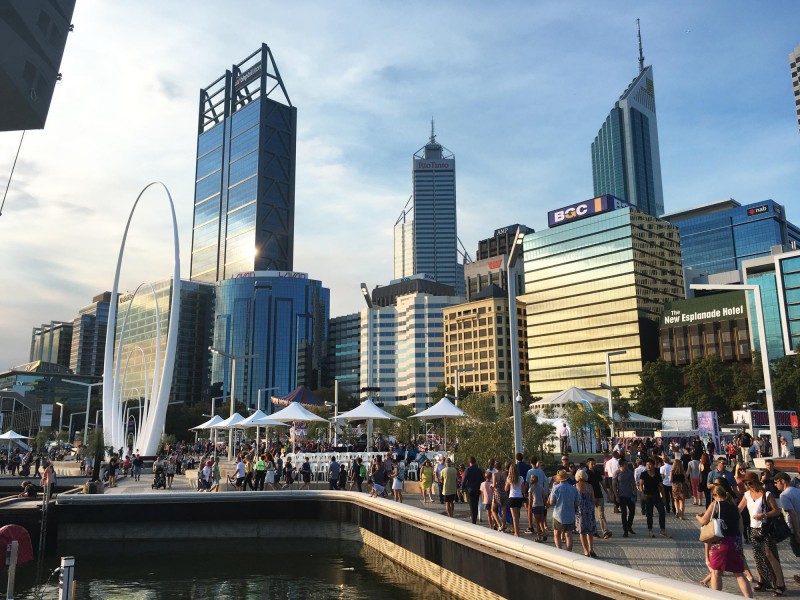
left=453, top=366, right=474, bottom=407
left=256, top=387, right=278, bottom=451
left=208, top=347, right=257, bottom=461
left=506, top=227, right=526, bottom=455
left=55, top=402, right=64, bottom=433
left=691, top=283, right=780, bottom=457
left=63, top=379, right=102, bottom=448
left=600, top=350, right=627, bottom=441
left=95, top=410, right=103, bottom=429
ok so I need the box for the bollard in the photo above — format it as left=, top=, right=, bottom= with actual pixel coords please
left=5, top=540, right=19, bottom=600
left=58, top=556, right=75, bottom=600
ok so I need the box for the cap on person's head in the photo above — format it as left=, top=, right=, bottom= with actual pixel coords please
left=775, top=472, right=791, bottom=483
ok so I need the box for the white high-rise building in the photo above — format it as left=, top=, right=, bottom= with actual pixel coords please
left=360, top=292, right=463, bottom=410
left=392, top=125, right=464, bottom=295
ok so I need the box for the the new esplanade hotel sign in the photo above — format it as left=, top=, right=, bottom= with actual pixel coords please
left=547, top=194, right=635, bottom=228
left=660, top=291, right=748, bottom=327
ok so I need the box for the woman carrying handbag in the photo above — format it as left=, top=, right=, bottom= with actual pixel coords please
left=696, top=485, right=752, bottom=597
left=739, top=473, right=786, bottom=595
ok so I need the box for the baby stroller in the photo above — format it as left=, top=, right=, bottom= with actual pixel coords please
left=152, top=465, right=167, bottom=490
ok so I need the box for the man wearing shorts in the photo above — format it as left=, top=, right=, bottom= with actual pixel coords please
left=547, top=469, right=579, bottom=551
left=441, top=458, right=458, bottom=518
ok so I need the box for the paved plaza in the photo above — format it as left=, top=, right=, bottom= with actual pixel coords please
left=95, top=468, right=800, bottom=597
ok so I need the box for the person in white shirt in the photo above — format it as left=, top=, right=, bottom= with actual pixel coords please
left=604, top=452, right=621, bottom=513
left=557, top=422, right=571, bottom=456
left=659, top=459, right=674, bottom=514
left=775, top=473, right=800, bottom=586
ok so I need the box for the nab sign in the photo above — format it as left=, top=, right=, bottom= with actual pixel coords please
left=547, top=195, right=634, bottom=228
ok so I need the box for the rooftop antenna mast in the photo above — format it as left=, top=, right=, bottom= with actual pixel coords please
left=430, top=117, right=436, bottom=143
left=637, top=18, right=645, bottom=74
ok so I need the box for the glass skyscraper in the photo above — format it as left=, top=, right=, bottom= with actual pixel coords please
left=521, top=208, right=683, bottom=398
left=191, top=44, right=297, bottom=283
left=393, top=127, right=464, bottom=296
left=790, top=44, right=800, bottom=132
left=327, top=313, right=361, bottom=399
left=591, top=65, right=664, bottom=217
left=69, top=292, right=111, bottom=377
left=663, top=199, right=800, bottom=277
left=211, top=273, right=329, bottom=408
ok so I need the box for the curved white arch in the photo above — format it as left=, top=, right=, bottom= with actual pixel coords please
left=102, top=182, right=181, bottom=455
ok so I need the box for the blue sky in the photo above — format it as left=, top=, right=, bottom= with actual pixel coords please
left=1, top=1, right=799, bottom=370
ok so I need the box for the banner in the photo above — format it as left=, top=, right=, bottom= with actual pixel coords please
left=39, top=404, right=54, bottom=428
left=697, top=411, right=720, bottom=453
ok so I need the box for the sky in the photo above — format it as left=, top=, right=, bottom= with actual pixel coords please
left=1, top=1, right=799, bottom=371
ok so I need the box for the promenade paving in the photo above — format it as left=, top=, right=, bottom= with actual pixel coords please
left=95, top=471, right=800, bottom=596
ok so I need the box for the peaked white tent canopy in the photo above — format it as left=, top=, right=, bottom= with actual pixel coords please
left=335, top=399, right=401, bottom=450
left=192, top=415, right=224, bottom=430
left=0, top=430, right=30, bottom=440
left=411, top=396, right=464, bottom=453
left=530, top=386, right=607, bottom=411
left=240, top=409, right=289, bottom=450
left=268, top=401, right=328, bottom=423
left=239, top=410, right=269, bottom=427
left=216, top=413, right=247, bottom=430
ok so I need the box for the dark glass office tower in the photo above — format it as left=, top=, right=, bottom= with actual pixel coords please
left=191, top=44, right=297, bottom=283
left=591, top=65, right=664, bottom=217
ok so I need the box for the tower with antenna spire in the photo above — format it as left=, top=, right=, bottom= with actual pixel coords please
left=392, top=122, right=464, bottom=295
left=590, top=19, right=664, bottom=217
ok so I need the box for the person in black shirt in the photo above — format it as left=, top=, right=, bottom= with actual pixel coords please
left=737, top=428, right=753, bottom=467
left=638, top=459, right=671, bottom=538
left=18, top=480, right=37, bottom=499
left=461, top=456, right=484, bottom=525
left=585, top=458, right=611, bottom=538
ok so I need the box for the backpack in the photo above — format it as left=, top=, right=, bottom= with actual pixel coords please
left=359, top=464, right=367, bottom=478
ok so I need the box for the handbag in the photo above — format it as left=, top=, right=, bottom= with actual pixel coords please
left=699, top=501, right=724, bottom=543
left=761, top=493, right=792, bottom=544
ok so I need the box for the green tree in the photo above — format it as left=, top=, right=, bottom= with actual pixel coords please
left=773, top=351, right=800, bottom=411
left=630, top=359, right=683, bottom=417
left=678, top=354, right=735, bottom=420
left=459, top=393, right=497, bottom=423
left=562, top=402, right=591, bottom=452
left=431, top=382, right=454, bottom=401
left=731, top=353, right=765, bottom=411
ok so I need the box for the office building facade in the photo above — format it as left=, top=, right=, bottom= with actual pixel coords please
left=443, top=289, right=529, bottom=408
left=659, top=292, right=752, bottom=366
left=791, top=45, right=800, bottom=132
left=521, top=206, right=683, bottom=398
left=0, top=0, right=76, bottom=131
left=663, top=199, right=800, bottom=277
left=69, top=292, right=111, bottom=377
left=30, top=321, right=73, bottom=368
left=360, top=292, right=461, bottom=410
left=591, top=65, right=664, bottom=217
left=191, top=44, right=297, bottom=284
left=393, top=128, right=464, bottom=295
left=211, top=272, right=329, bottom=408
left=327, top=313, right=361, bottom=400
left=370, top=275, right=457, bottom=308
left=476, top=224, right=534, bottom=260
left=115, top=279, right=214, bottom=408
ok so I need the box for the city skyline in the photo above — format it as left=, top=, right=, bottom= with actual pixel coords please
left=1, top=3, right=799, bottom=371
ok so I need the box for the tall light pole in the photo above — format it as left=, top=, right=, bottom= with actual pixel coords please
left=506, top=227, right=526, bottom=455
left=600, top=350, right=627, bottom=440
left=691, top=283, right=779, bottom=457
left=63, top=379, right=102, bottom=447
left=453, top=366, right=473, bottom=407
left=209, top=347, right=257, bottom=461
left=55, top=402, right=64, bottom=433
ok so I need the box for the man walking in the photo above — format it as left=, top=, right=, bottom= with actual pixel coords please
left=613, top=458, right=637, bottom=537
left=639, top=459, right=670, bottom=538
left=441, top=458, right=458, bottom=518
left=435, top=455, right=447, bottom=504
left=461, top=456, right=484, bottom=524
left=328, top=456, right=341, bottom=491
left=548, top=470, right=579, bottom=552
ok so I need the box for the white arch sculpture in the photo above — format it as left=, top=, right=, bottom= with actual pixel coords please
left=102, top=182, right=181, bottom=456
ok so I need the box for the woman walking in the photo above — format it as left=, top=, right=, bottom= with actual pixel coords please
left=739, top=474, right=786, bottom=594
left=575, top=469, right=598, bottom=557
left=419, top=459, right=434, bottom=503
left=670, top=459, right=687, bottom=519
left=699, top=453, right=712, bottom=508
left=166, top=456, right=176, bottom=489
left=528, top=473, right=547, bottom=542
left=697, top=485, right=753, bottom=597
left=492, top=463, right=509, bottom=533
left=505, top=462, right=524, bottom=536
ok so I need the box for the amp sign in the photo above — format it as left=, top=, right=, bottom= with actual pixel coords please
left=547, top=195, right=633, bottom=228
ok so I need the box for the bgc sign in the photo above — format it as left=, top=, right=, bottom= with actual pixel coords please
left=547, top=195, right=634, bottom=228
